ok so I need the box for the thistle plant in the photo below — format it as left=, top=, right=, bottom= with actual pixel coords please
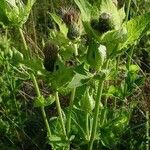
left=0, top=0, right=150, bottom=149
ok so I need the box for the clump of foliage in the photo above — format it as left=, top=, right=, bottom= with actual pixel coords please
left=0, top=0, right=150, bottom=150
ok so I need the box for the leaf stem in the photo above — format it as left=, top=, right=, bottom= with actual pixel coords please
left=127, top=45, right=135, bottom=70
left=88, top=60, right=109, bottom=150
left=66, top=88, right=76, bottom=136
left=54, top=91, right=67, bottom=138
left=126, top=0, right=132, bottom=22
left=88, top=79, right=104, bottom=150
left=31, top=74, right=52, bottom=137
left=86, top=112, right=90, bottom=141
left=19, top=28, right=30, bottom=58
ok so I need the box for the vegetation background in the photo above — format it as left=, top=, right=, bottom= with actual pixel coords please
left=0, top=0, right=150, bottom=150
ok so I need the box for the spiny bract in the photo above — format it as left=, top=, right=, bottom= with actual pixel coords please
left=67, top=23, right=80, bottom=40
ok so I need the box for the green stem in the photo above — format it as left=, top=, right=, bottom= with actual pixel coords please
left=31, top=74, right=51, bottom=137
left=114, top=56, right=120, bottom=110
left=19, top=28, right=30, bottom=58
left=86, top=113, right=90, bottom=141
left=126, top=0, right=132, bottom=22
left=74, top=44, right=78, bottom=56
left=54, top=91, right=67, bottom=138
left=146, top=111, right=149, bottom=150
left=41, top=106, right=52, bottom=137
left=31, top=10, right=39, bottom=57
left=66, top=88, right=76, bottom=136
left=88, top=79, right=104, bottom=150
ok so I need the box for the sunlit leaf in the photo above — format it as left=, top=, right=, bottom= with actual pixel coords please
left=120, top=12, right=150, bottom=50
left=50, top=13, right=68, bottom=37
left=67, top=72, right=92, bottom=89
left=74, top=0, right=92, bottom=21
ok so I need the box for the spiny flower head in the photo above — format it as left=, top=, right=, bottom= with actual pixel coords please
left=59, top=6, right=80, bottom=25
left=43, top=42, right=58, bottom=72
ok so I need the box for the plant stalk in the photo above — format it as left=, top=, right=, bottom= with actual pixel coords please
left=126, top=0, right=132, bottom=22
left=19, top=28, right=30, bottom=58
left=86, top=112, right=90, bottom=141
left=66, top=43, right=78, bottom=136
left=66, top=88, right=76, bottom=136
left=54, top=91, right=67, bottom=138
left=88, top=79, right=104, bottom=150
left=127, top=45, right=134, bottom=70
left=31, top=74, right=51, bottom=137
left=74, top=44, right=78, bottom=56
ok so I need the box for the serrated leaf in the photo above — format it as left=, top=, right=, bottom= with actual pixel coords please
left=106, top=85, right=118, bottom=97
left=6, top=0, right=17, bottom=8
left=0, top=1, right=9, bottom=25
left=80, top=87, right=95, bottom=112
left=98, top=44, right=107, bottom=64
left=128, top=65, right=140, bottom=73
left=74, top=0, right=92, bottom=21
left=118, top=6, right=125, bottom=21
left=12, top=47, right=24, bottom=62
left=101, top=27, right=127, bottom=44
left=101, top=27, right=127, bottom=56
left=4, top=0, right=35, bottom=27
left=22, top=56, right=45, bottom=75
left=67, top=72, right=92, bottom=89
left=34, top=96, right=45, bottom=107
left=50, top=68, right=74, bottom=91
left=50, top=13, right=68, bottom=37
left=44, top=95, right=55, bottom=107
left=33, top=95, right=55, bottom=107
left=120, top=12, right=150, bottom=50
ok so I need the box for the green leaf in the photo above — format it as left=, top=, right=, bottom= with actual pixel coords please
left=97, top=44, right=107, bottom=66
left=87, top=41, right=107, bottom=71
left=94, top=69, right=110, bottom=81
left=44, top=95, right=55, bottom=107
left=50, top=13, right=68, bottom=37
left=0, top=0, right=9, bottom=25
left=128, top=65, right=140, bottom=73
left=34, top=96, right=45, bottom=107
left=34, top=95, right=55, bottom=107
left=101, top=27, right=127, bottom=56
left=107, top=85, right=118, bottom=96
left=6, top=0, right=17, bottom=8
left=12, top=47, right=24, bottom=63
left=101, top=27, right=127, bottom=44
left=23, top=0, right=36, bottom=25
left=50, top=68, right=74, bottom=91
left=21, top=56, right=45, bottom=75
left=74, top=0, right=92, bottom=21
left=49, top=134, right=69, bottom=148
left=120, top=12, right=150, bottom=50
left=100, top=110, right=130, bottom=148
left=67, top=72, right=92, bottom=89
left=118, top=6, right=125, bottom=22
left=80, top=87, right=95, bottom=113
left=3, top=0, right=35, bottom=27
left=74, top=63, right=89, bottom=75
